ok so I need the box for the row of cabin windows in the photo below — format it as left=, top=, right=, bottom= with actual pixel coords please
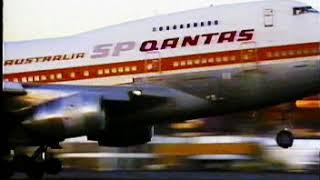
left=173, top=55, right=237, bottom=67
left=12, top=66, right=138, bottom=83
left=6, top=47, right=319, bottom=83
left=172, top=47, right=320, bottom=67
left=153, top=20, right=219, bottom=32
left=266, top=48, right=320, bottom=58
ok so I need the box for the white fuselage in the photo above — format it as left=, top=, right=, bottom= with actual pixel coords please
left=3, top=0, right=320, bottom=87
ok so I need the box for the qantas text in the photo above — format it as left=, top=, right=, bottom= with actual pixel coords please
left=90, top=29, right=254, bottom=58
left=4, top=29, right=254, bottom=66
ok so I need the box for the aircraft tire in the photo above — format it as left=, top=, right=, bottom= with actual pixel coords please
left=45, top=157, right=62, bottom=174
left=1, top=159, right=13, bottom=179
left=276, top=129, right=293, bottom=148
left=26, top=161, right=45, bottom=180
left=12, top=154, right=31, bottom=172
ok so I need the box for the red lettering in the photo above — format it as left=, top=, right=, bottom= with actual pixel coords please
left=76, top=53, right=85, bottom=58
left=25, top=58, right=33, bottom=64
left=43, top=56, right=52, bottom=62
left=237, top=29, right=254, bottom=42
left=112, top=42, right=135, bottom=56
left=182, top=35, right=199, bottom=47
left=14, top=59, right=24, bottom=64
left=34, top=57, right=42, bottom=62
left=201, top=33, right=219, bottom=45
left=4, top=60, right=14, bottom=66
left=161, top=38, right=179, bottom=49
left=140, top=40, right=159, bottom=52
left=218, top=31, right=236, bottom=43
left=91, top=44, right=112, bottom=59
left=62, top=54, right=70, bottom=60
left=53, top=55, right=62, bottom=61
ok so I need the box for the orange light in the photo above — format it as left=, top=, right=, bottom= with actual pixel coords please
left=295, top=100, right=320, bottom=109
left=170, top=120, right=204, bottom=130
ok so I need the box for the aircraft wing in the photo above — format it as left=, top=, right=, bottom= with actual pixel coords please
left=4, top=81, right=209, bottom=147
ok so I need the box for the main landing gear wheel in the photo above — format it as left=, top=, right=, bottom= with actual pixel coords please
left=1, top=148, right=14, bottom=179
left=276, top=129, right=294, bottom=148
left=44, top=157, right=62, bottom=175
left=12, top=145, right=63, bottom=179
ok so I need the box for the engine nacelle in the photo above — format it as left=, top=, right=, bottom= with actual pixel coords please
left=22, top=94, right=105, bottom=142
left=22, top=93, right=153, bottom=147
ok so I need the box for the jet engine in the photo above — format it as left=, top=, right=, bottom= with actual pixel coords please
left=21, top=93, right=153, bottom=147
left=22, top=94, right=106, bottom=143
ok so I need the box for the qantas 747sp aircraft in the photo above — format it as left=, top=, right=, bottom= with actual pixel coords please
left=2, top=0, right=320, bottom=178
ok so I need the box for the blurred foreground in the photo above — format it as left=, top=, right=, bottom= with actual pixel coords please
left=49, top=136, right=319, bottom=173
left=15, top=98, right=320, bottom=174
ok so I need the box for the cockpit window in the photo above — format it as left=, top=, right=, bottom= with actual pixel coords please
left=293, top=6, right=319, bottom=15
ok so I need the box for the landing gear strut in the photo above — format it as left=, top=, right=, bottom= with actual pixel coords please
left=276, top=129, right=294, bottom=148
left=12, top=145, right=62, bottom=179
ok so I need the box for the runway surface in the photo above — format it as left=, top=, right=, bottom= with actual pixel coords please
left=12, top=170, right=319, bottom=180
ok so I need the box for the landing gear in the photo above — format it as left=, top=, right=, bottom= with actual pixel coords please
left=276, top=129, right=294, bottom=148
left=11, top=145, right=62, bottom=179
left=2, top=158, right=14, bottom=179
left=275, top=106, right=294, bottom=149
left=1, top=147, right=14, bottom=179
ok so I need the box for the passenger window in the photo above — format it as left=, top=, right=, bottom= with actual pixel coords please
left=22, top=77, right=27, bottom=82
left=201, top=59, right=207, bottom=64
left=34, top=76, right=40, bottom=81
left=41, top=75, right=47, bottom=80
left=111, top=68, right=117, bottom=73
left=223, top=56, right=229, bottom=62
left=288, top=50, right=295, bottom=56
left=118, top=67, right=124, bottom=73
left=56, top=73, right=62, bottom=79
left=28, top=77, right=33, bottom=82
left=84, top=71, right=90, bottom=76
left=70, top=72, right=75, bottom=78
left=131, top=66, right=137, bottom=71
left=125, top=67, right=130, bottom=72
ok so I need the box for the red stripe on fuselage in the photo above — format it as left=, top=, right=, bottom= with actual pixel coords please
left=3, top=42, right=320, bottom=83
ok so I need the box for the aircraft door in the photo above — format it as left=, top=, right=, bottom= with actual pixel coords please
left=240, top=42, right=259, bottom=71
left=144, top=51, right=162, bottom=74
left=264, top=9, right=274, bottom=27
